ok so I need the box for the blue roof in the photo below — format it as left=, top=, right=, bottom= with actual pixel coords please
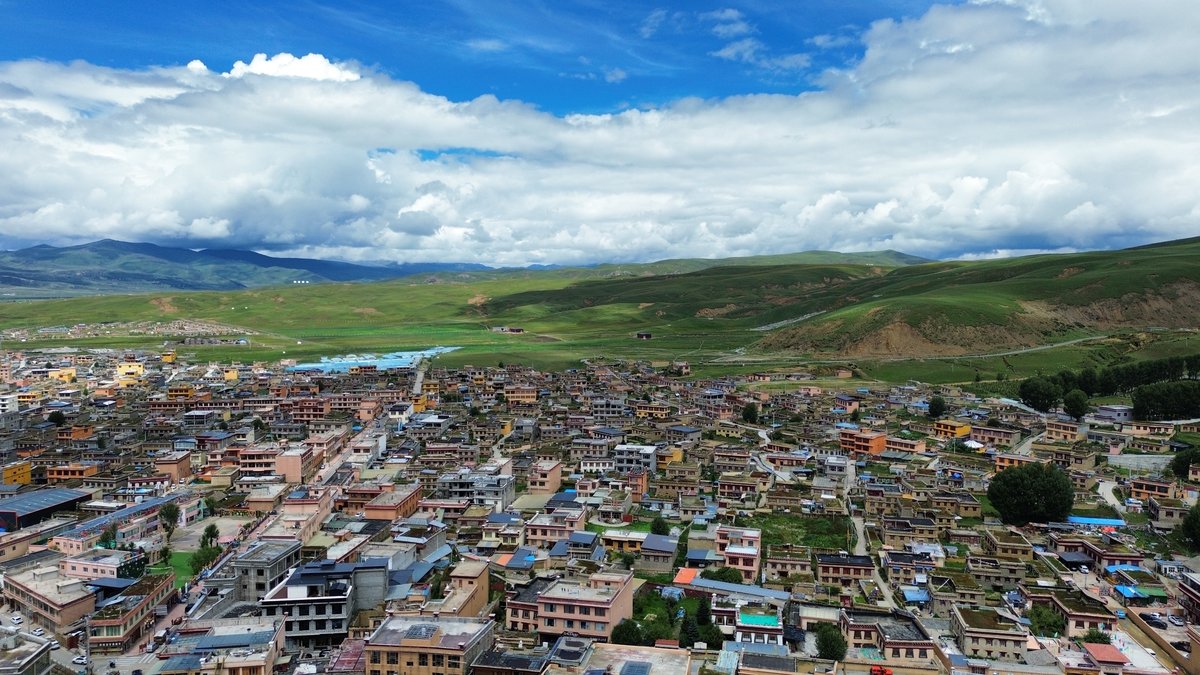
left=902, top=588, right=930, bottom=602
left=161, top=655, right=203, bottom=671
left=1113, top=585, right=1147, bottom=599
left=687, top=577, right=790, bottom=602
left=0, top=487, right=90, bottom=516
left=1067, top=516, right=1126, bottom=527
left=1105, top=564, right=1143, bottom=573
left=59, top=494, right=178, bottom=538
left=196, top=631, right=276, bottom=650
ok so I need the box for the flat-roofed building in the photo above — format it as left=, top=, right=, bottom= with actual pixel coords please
left=950, top=606, right=1029, bottom=663
left=364, top=616, right=494, bottom=675
left=1023, top=585, right=1114, bottom=638
left=0, top=488, right=90, bottom=532
left=88, top=572, right=176, bottom=654
left=982, top=528, right=1033, bottom=561
left=0, top=633, right=53, bottom=675
left=1, top=566, right=96, bottom=632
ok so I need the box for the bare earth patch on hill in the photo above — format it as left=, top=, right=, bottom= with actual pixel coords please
left=696, top=304, right=738, bottom=318
left=467, top=294, right=488, bottom=306
left=353, top=307, right=381, bottom=316
left=151, top=297, right=178, bottom=313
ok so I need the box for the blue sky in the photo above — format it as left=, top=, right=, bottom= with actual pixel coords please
left=2, top=0, right=941, bottom=114
left=0, top=1, right=1196, bottom=265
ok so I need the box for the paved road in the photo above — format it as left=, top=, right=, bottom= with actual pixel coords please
left=1097, top=480, right=1127, bottom=513
left=851, top=516, right=868, bottom=556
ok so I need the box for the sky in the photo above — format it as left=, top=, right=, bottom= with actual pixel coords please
left=0, top=0, right=1197, bottom=266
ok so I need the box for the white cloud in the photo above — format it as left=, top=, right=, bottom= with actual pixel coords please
left=0, top=1, right=1198, bottom=265
left=466, top=38, right=508, bottom=53
left=710, top=38, right=809, bottom=71
left=224, top=53, right=360, bottom=81
left=604, top=68, right=628, bottom=84
left=701, top=8, right=755, bottom=39
left=639, top=9, right=668, bottom=39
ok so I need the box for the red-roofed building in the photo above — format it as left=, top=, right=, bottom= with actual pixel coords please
left=1081, top=641, right=1129, bottom=667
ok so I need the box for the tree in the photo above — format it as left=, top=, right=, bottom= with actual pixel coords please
left=700, top=566, right=745, bottom=584
left=1063, top=389, right=1090, bottom=421
left=681, top=615, right=701, bottom=647
left=158, top=503, right=180, bottom=542
left=1172, top=448, right=1199, bottom=479
left=611, top=619, right=644, bottom=646
left=1182, top=505, right=1200, bottom=550
left=697, top=597, right=712, bottom=626
left=815, top=623, right=848, bottom=661
left=189, top=546, right=221, bottom=575
left=650, top=516, right=670, bottom=536
left=618, top=552, right=636, bottom=570
left=927, top=396, right=947, bottom=419
left=200, top=523, right=220, bottom=549
left=1080, top=627, right=1111, bottom=644
left=160, top=545, right=171, bottom=563
left=741, top=402, right=759, bottom=424
left=987, top=462, right=1074, bottom=525
left=47, top=410, right=67, bottom=427
left=98, top=522, right=118, bottom=548
left=1019, top=376, right=1062, bottom=412
left=699, top=624, right=724, bottom=648
left=1028, top=605, right=1066, bottom=637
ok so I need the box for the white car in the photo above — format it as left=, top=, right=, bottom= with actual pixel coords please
left=47, top=640, right=60, bottom=650
left=72, top=656, right=88, bottom=665
left=9, top=616, right=21, bottom=624
left=31, top=627, right=45, bottom=636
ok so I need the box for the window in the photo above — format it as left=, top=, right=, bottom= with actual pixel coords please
left=432, top=654, right=444, bottom=666
left=386, top=653, right=398, bottom=665
left=370, top=652, right=381, bottom=664
left=546, top=619, right=555, bottom=627
left=418, top=654, right=428, bottom=666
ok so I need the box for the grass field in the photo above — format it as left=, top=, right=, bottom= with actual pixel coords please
left=2, top=238, right=1198, bottom=380
left=146, top=551, right=194, bottom=588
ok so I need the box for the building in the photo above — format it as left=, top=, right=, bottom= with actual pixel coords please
left=0, top=489, right=91, bottom=532
left=364, top=616, right=494, bottom=675
left=1023, top=586, right=1115, bottom=638
left=435, top=470, right=517, bottom=512
left=950, top=606, right=1029, bottom=663
left=225, top=540, right=303, bottom=602
left=981, top=529, right=1033, bottom=561
left=88, top=573, right=176, bottom=654
left=154, top=617, right=286, bottom=675
left=840, top=609, right=936, bottom=662
left=1, top=566, right=96, bottom=633
left=58, top=548, right=145, bottom=581
left=527, top=460, right=563, bottom=495
left=816, top=554, right=874, bottom=585
left=839, top=430, right=886, bottom=457
left=0, top=633, right=53, bottom=675
left=933, top=420, right=971, bottom=439
left=260, top=559, right=389, bottom=648
left=506, top=571, right=635, bottom=642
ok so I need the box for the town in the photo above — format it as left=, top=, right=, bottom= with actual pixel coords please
left=1, top=347, right=1199, bottom=675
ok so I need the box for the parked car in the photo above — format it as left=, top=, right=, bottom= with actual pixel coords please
left=9, top=616, right=21, bottom=624
left=1170, top=615, right=1186, bottom=626
left=1172, top=640, right=1191, bottom=652
left=72, top=656, right=88, bottom=665
left=30, top=628, right=45, bottom=636
left=1147, top=619, right=1169, bottom=629
left=1140, top=612, right=1162, bottom=621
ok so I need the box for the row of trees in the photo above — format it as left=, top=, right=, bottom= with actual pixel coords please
left=1017, top=353, right=1200, bottom=414
left=1131, top=380, right=1200, bottom=420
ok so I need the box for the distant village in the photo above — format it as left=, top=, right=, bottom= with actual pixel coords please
left=1, top=346, right=1199, bottom=675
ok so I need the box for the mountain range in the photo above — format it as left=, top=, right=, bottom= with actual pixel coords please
left=0, top=239, right=929, bottom=298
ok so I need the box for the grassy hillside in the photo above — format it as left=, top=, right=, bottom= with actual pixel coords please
left=758, top=239, right=1200, bottom=356
left=1, top=237, right=1197, bottom=373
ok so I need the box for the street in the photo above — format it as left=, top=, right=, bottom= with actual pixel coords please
left=1097, top=480, right=1127, bottom=513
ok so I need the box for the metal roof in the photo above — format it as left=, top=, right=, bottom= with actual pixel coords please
left=0, top=488, right=90, bottom=516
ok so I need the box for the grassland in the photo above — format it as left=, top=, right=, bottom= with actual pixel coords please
left=2, top=237, right=1198, bottom=380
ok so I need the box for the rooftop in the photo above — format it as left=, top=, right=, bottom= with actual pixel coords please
left=368, top=616, right=492, bottom=649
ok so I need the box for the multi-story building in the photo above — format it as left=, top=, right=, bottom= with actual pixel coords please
left=260, top=559, right=389, bottom=648
left=435, top=470, right=516, bottom=512
left=506, top=571, right=635, bottom=642
left=966, top=557, right=1027, bottom=591
left=527, top=460, right=563, bottom=495
left=1023, top=586, right=1114, bottom=638
left=0, top=633, right=53, bottom=675
left=524, top=509, right=587, bottom=550
left=715, top=525, right=762, bottom=584
left=364, top=616, right=494, bottom=675
left=968, top=426, right=1020, bottom=448
left=839, top=430, right=886, bottom=457
left=223, top=540, right=304, bottom=602
left=611, top=444, right=657, bottom=474
left=881, top=517, right=939, bottom=548
left=2, top=566, right=96, bottom=633
left=816, top=554, right=874, bottom=585
left=840, top=609, right=936, bottom=662
left=1129, top=478, right=1179, bottom=502
left=950, top=606, right=1029, bottom=663
left=88, top=573, right=176, bottom=654
left=58, top=548, right=145, bottom=581
left=981, top=529, right=1033, bottom=561
left=933, top=420, right=971, bottom=439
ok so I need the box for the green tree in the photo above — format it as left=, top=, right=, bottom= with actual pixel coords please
left=700, top=566, right=745, bottom=584
left=160, top=545, right=171, bottom=563
left=98, top=522, right=118, bottom=548
left=1080, top=627, right=1111, bottom=644
left=650, top=516, right=670, bottom=536
left=1063, top=389, right=1090, bottom=421
left=987, top=463, right=1074, bottom=525
left=1019, top=376, right=1061, bottom=412
left=1028, top=605, right=1066, bottom=637
left=1182, top=505, right=1200, bottom=550
left=928, top=396, right=947, bottom=419
left=618, top=552, right=636, bottom=570
left=189, top=546, right=221, bottom=575
left=681, top=615, right=701, bottom=647
left=741, top=402, right=759, bottom=424
left=158, top=503, right=180, bottom=542
left=1172, top=448, right=1199, bottom=479
left=611, top=619, right=644, bottom=646
left=200, top=523, right=220, bottom=549
left=698, top=624, right=724, bottom=648
left=697, top=597, right=712, bottom=626
left=815, top=623, right=848, bottom=661
left=47, top=410, right=68, bottom=426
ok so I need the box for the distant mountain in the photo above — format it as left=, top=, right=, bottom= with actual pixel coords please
left=0, top=239, right=490, bottom=297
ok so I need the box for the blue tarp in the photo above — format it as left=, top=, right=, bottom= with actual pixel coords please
left=1114, top=585, right=1148, bottom=599
left=1067, top=516, right=1126, bottom=527
left=902, top=588, right=931, bottom=602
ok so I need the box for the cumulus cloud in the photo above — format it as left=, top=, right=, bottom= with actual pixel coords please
left=0, top=4, right=1198, bottom=265
left=701, top=8, right=755, bottom=38
left=710, top=38, right=809, bottom=72
left=225, top=52, right=360, bottom=81
left=639, top=9, right=668, bottom=38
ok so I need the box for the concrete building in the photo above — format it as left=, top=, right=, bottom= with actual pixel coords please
left=260, top=558, right=389, bottom=648
left=364, top=615, right=494, bottom=675
left=0, top=489, right=90, bottom=532
left=950, top=606, right=1029, bottom=663
left=224, top=540, right=303, bottom=602
left=435, top=470, right=516, bottom=512
left=88, top=573, right=176, bottom=654
left=1, top=566, right=96, bottom=633
left=0, top=632, right=53, bottom=675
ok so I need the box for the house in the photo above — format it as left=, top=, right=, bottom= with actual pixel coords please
left=1023, top=585, right=1115, bottom=638
left=982, top=529, right=1033, bottom=561
left=365, top=615, right=494, bottom=675
left=816, top=554, right=874, bottom=585
left=950, top=606, right=1030, bottom=663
